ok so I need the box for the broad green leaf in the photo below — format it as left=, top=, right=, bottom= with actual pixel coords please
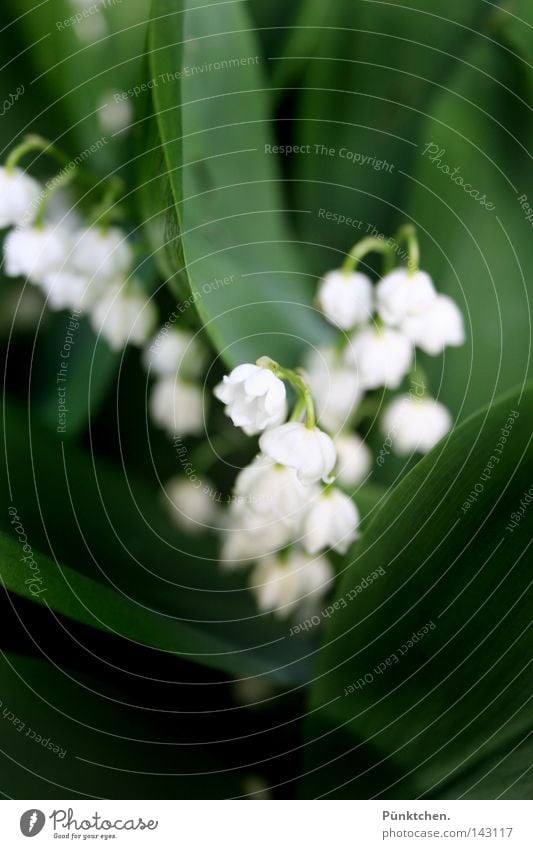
left=303, top=383, right=533, bottom=798
left=292, top=1, right=493, bottom=270
left=404, top=37, right=533, bottom=418
left=140, top=0, right=334, bottom=368
left=0, top=651, right=243, bottom=798
left=0, top=398, right=316, bottom=685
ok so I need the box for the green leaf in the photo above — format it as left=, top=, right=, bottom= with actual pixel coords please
left=5, top=0, right=149, bottom=167
left=139, top=0, right=334, bottom=367
left=404, top=36, right=533, bottom=418
left=292, top=1, right=492, bottom=270
left=0, top=398, right=316, bottom=685
left=0, top=651, right=243, bottom=798
left=31, top=313, right=119, bottom=438
left=302, top=382, right=533, bottom=798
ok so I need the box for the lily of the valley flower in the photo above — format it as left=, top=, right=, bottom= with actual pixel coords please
left=249, top=549, right=333, bottom=618
left=149, top=376, right=204, bottom=436
left=3, top=225, right=68, bottom=283
left=303, top=487, right=360, bottom=555
left=346, top=326, right=413, bottom=390
left=90, top=284, right=157, bottom=350
left=0, top=167, right=41, bottom=228
left=402, top=294, right=465, bottom=355
left=259, top=422, right=336, bottom=486
left=233, top=454, right=314, bottom=529
left=71, top=226, right=132, bottom=281
left=376, top=267, right=436, bottom=326
left=334, top=432, right=372, bottom=487
left=382, top=394, right=452, bottom=455
left=214, top=363, right=287, bottom=436
left=143, top=327, right=206, bottom=379
left=164, top=476, right=219, bottom=534
left=317, top=269, right=373, bottom=330
left=304, top=347, right=362, bottom=433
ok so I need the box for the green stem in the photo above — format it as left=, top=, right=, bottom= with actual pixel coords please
left=342, top=236, right=394, bottom=274
left=394, top=224, right=420, bottom=275
left=409, top=365, right=428, bottom=398
left=256, top=357, right=316, bottom=429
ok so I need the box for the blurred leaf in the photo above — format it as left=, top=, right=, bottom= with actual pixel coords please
left=303, top=382, right=533, bottom=798
left=31, top=313, right=119, bottom=438
left=291, top=1, right=495, bottom=270
left=404, top=37, right=532, bottom=418
left=0, top=398, right=316, bottom=685
left=0, top=650, right=243, bottom=798
left=4, top=0, right=149, bottom=168
left=139, top=0, right=334, bottom=368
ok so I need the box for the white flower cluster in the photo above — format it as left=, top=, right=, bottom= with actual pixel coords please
left=214, top=361, right=359, bottom=618
left=0, top=162, right=157, bottom=351
left=315, top=256, right=464, bottom=454
left=214, top=233, right=465, bottom=618
left=1, top=152, right=208, bottom=442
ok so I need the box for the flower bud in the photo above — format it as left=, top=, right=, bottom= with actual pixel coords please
left=149, top=376, right=204, bottom=436
left=302, top=488, right=360, bottom=555
left=304, top=347, right=362, bottom=433
left=4, top=226, right=68, bottom=283
left=90, top=284, right=157, bottom=350
left=402, top=294, right=465, bottom=355
left=382, top=394, right=452, bottom=455
left=376, top=268, right=436, bottom=326
left=317, top=269, right=373, bottom=330
left=0, top=167, right=41, bottom=228
left=335, top=433, right=372, bottom=487
left=249, top=549, right=333, bottom=618
left=345, top=326, right=412, bottom=390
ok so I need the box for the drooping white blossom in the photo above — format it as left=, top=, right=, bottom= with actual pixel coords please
left=334, top=433, right=372, bottom=487
left=90, top=284, right=157, bottom=350
left=97, top=92, right=133, bottom=134
left=302, top=487, right=360, bottom=555
left=143, top=327, right=205, bottom=379
left=3, top=226, right=69, bottom=283
left=345, top=326, right=412, bottom=390
left=0, top=167, right=41, bottom=228
left=402, top=294, right=465, bottom=355
left=233, top=454, right=315, bottom=530
left=376, top=268, right=436, bottom=327
left=317, top=269, right=373, bottom=330
left=259, top=422, right=336, bottom=486
left=214, top=363, right=287, bottom=436
left=71, top=226, right=132, bottom=281
left=164, top=476, right=219, bottom=534
left=219, top=505, right=293, bottom=568
left=40, top=270, right=100, bottom=312
left=249, top=549, right=333, bottom=618
left=381, top=394, right=452, bottom=455
left=149, top=376, right=204, bottom=437
left=304, top=347, right=362, bottom=432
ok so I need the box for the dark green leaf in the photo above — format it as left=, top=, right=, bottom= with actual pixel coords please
left=303, top=382, right=533, bottom=798
left=139, top=0, right=334, bottom=367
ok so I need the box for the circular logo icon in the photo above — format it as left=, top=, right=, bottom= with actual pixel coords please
left=20, top=810, right=46, bottom=837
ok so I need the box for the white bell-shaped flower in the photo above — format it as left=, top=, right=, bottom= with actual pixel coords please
left=219, top=505, right=293, bottom=568
left=304, top=347, right=362, bottom=433
left=40, top=270, right=101, bottom=313
left=259, top=422, right=336, bottom=486
left=214, top=363, right=287, bottom=436
left=149, top=376, right=204, bottom=437
left=164, top=476, right=219, bottom=534
left=71, top=226, right=132, bottom=281
left=234, top=454, right=315, bottom=530
left=90, top=284, right=157, bottom=350
left=143, top=327, right=205, bottom=379
left=382, top=394, right=452, bottom=455
left=3, top=226, right=69, bottom=283
left=0, top=167, right=41, bottom=228
left=334, top=433, right=372, bottom=487
left=303, top=487, right=360, bottom=555
left=317, top=269, right=373, bottom=330
left=345, top=326, right=412, bottom=390
left=376, top=268, right=436, bottom=326
left=402, top=294, right=465, bottom=355
left=249, top=549, right=333, bottom=618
